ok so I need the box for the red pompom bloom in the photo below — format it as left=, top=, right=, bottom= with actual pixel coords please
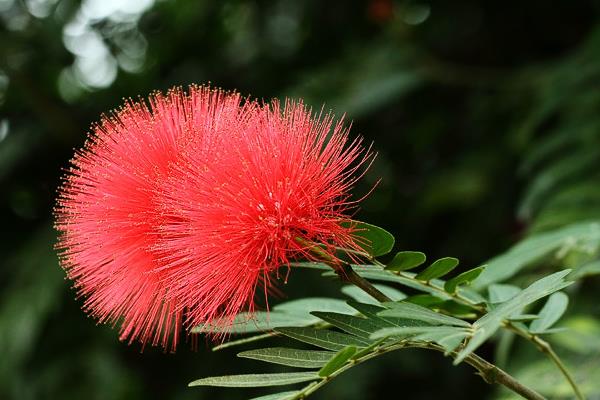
left=56, top=85, right=371, bottom=349
left=156, top=99, right=371, bottom=332
left=55, top=86, right=253, bottom=349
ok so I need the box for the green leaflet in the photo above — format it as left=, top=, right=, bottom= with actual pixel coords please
left=378, top=301, right=471, bottom=328
left=570, top=259, right=600, bottom=279
left=194, top=312, right=315, bottom=334
left=248, top=391, right=301, bottom=400
left=488, top=284, right=522, bottom=304
left=347, top=301, right=390, bottom=322
left=415, top=257, right=460, bottom=281
left=328, top=267, right=449, bottom=297
left=444, top=266, right=485, bottom=294
left=212, top=333, right=274, bottom=351
left=289, top=262, right=330, bottom=271
left=275, top=327, right=371, bottom=351
left=325, top=265, right=486, bottom=305
left=342, top=220, right=395, bottom=257
left=194, top=297, right=353, bottom=334
left=273, top=298, right=355, bottom=315
left=370, top=325, right=465, bottom=338
left=473, top=220, right=600, bottom=289
left=349, top=300, right=434, bottom=329
left=519, top=150, right=599, bottom=221
left=455, top=270, right=573, bottom=364
left=508, top=314, right=539, bottom=322
left=238, top=347, right=335, bottom=368
left=351, top=337, right=388, bottom=359
left=311, top=311, right=385, bottom=339
left=318, top=346, right=357, bottom=377
left=428, top=330, right=470, bottom=354
left=405, top=294, right=446, bottom=307
left=188, top=372, right=319, bottom=387
left=370, top=326, right=470, bottom=353
left=386, top=251, right=427, bottom=272
left=530, top=292, right=569, bottom=334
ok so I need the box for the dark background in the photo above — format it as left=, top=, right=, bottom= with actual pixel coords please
left=1, top=1, right=599, bottom=399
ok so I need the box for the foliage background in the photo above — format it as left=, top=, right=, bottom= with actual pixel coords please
left=1, top=0, right=599, bottom=399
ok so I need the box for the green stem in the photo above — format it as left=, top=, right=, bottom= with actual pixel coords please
left=507, top=324, right=585, bottom=400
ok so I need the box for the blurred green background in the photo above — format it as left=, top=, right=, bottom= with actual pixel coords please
left=1, top=0, right=599, bottom=399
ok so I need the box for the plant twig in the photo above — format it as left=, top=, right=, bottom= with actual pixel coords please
left=461, top=349, right=546, bottom=400
left=297, top=242, right=577, bottom=399
left=507, top=323, right=585, bottom=400
left=291, top=341, right=546, bottom=400
left=295, top=238, right=392, bottom=303
left=337, top=261, right=392, bottom=303
left=350, top=249, right=582, bottom=399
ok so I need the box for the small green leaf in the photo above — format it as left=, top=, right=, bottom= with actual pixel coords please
left=273, top=297, right=355, bottom=316
left=351, top=337, right=388, bottom=360
left=188, top=372, right=319, bottom=387
left=325, top=264, right=487, bottom=304
left=290, top=262, right=330, bottom=271
left=323, top=265, right=449, bottom=298
left=194, top=311, right=316, bottom=334
left=275, top=327, right=371, bottom=351
left=318, top=346, right=357, bottom=377
left=386, top=251, right=426, bottom=272
left=569, top=259, right=600, bottom=280
left=370, top=326, right=469, bottom=353
left=379, top=301, right=471, bottom=328
left=415, top=257, right=459, bottom=281
left=435, top=301, right=480, bottom=319
left=311, top=312, right=384, bottom=339
left=488, top=284, right=521, bottom=304
left=473, top=220, right=600, bottom=288
left=431, top=330, right=470, bottom=354
left=508, top=314, right=539, bottom=322
left=346, top=300, right=387, bottom=320
left=370, top=325, right=458, bottom=339
left=530, top=292, right=569, bottom=334
left=348, top=301, right=431, bottom=328
left=343, top=220, right=395, bottom=257
left=238, top=347, right=335, bottom=368
left=249, top=391, right=300, bottom=400
left=444, top=266, right=485, bottom=294
left=212, top=333, right=274, bottom=351
left=405, top=294, right=446, bottom=307
left=196, top=297, right=354, bottom=334
left=455, top=270, right=572, bottom=364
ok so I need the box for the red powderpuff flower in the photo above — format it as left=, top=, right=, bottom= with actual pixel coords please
left=155, top=99, right=372, bottom=333
left=55, top=86, right=256, bottom=349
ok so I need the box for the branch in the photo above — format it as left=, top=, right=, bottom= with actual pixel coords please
left=291, top=341, right=546, bottom=400
left=295, top=237, right=392, bottom=303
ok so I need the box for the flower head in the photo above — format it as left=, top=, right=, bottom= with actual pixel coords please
left=156, top=99, right=371, bottom=331
left=56, top=85, right=372, bottom=349
left=55, top=86, right=252, bottom=349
